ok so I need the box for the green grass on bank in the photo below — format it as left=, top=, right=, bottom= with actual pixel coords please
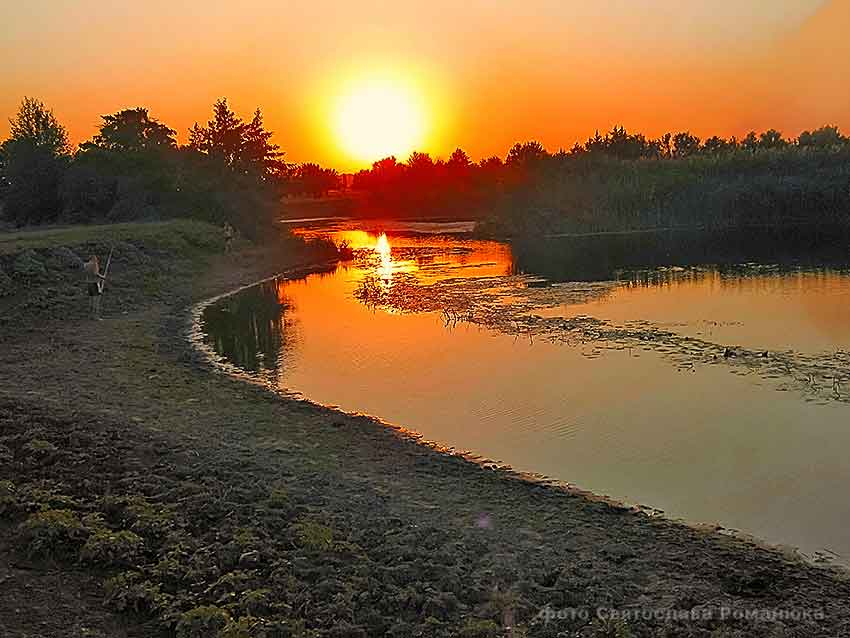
left=0, top=219, right=223, bottom=256
left=0, top=218, right=347, bottom=328
left=0, top=219, right=228, bottom=327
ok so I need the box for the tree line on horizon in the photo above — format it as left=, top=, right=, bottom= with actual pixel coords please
left=2, top=96, right=848, bottom=237
left=351, top=125, right=850, bottom=234
left=0, top=97, right=340, bottom=236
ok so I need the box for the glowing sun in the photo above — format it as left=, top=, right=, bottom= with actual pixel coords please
left=333, top=77, right=427, bottom=164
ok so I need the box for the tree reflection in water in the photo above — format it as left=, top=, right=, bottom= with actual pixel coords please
left=201, top=278, right=295, bottom=376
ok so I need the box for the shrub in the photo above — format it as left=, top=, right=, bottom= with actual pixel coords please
left=0, top=480, right=17, bottom=517
left=104, top=571, right=167, bottom=615
left=457, top=619, right=500, bottom=638
left=219, top=616, right=263, bottom=638
left=264, top=488, right=291, bottom=510
left=292, top=520, right=333, bottom=552
left=239, top=588, right=272, bottom=616
left=81, top=511, right=108, bottom=531
left=176, top=605, right=231, bottom=638
left=219, top=617, right=316, bottom=638
left=232, top=526, right=258, bottom=548
left=125, top=498, right=176, bottom=538
left=206, top=570, right=257, bottom=600
left=12, top=250, right=48, bottom=278
left=590, top=618, right=634, bottom=638
left=17, top=509, right=86, bottom=558
left=16, top=483, right=81, bottom=512
left=80, top=529, right=144, bottom=566
left=152, top=550, right=190, bottom=587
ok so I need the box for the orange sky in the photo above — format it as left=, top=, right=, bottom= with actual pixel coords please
left=2, top=0, right=848, bottom=170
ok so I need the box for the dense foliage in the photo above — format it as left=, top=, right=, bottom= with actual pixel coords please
left=3, top=97, right=848, bottom=238
left=350, top=126, right=850, bottom=232
left=0, top=98, right=341, bottom=239
left=0, top=97, right=71, bottom=226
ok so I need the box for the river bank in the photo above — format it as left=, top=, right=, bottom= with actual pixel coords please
left=2, top=221, right=850, bottom=637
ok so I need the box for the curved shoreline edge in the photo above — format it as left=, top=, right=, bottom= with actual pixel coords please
left=185, top=261, right=844, bottom=574
left=7, top=221, right=850, bottom=636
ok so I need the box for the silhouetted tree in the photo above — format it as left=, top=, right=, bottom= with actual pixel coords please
left=741, top=131, right=759, bottom=152
left=447, top=148, right=472, bottom=172
left=703, top=136, right=730, bottom=154
left=293, top=163, right=338, bottom=197
left=83, top=108, right=176, bottom=152
left=188, top=98, right=285, bottom=180
left=406, top=151, right=434, bottom=171
left=65, top=107, right=179, bottom=222
left=8, top=97, right=70, bottom=155
left=569, top=142, right=586, bottom=156
left=585, top=130, right=607, bottom=155
left=479, top=156, right=504, bottom=171
left=242, top=108, right=288, bottom=178
left=798, top=125, right=846, bottom=149
left=758, top=129, right=787, bottom=150
left=605, top=126, right=648, bottom=159
left=659, top=133, right=673, bottom=158
left=0, top=97, right=70, bottom=225
left=505, top=141, right=549, bottom=169
left=672, top=132, right=701, bottom=158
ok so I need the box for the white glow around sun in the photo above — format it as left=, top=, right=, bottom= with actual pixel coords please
left=333, top=76, right=427, bottom=164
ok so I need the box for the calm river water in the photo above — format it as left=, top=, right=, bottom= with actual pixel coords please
left=201, top=220, right=850, bottom=565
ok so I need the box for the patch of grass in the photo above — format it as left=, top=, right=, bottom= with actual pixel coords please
left=205, top=570, right=258, bottom=600
left=292, top=520, right=334, bottom=552
left=238, top=588, right=273, bottom=616
left=219, top=616, right=263, bottom=638
left=80, top=529, right=145, bottom=567
left=17, top=509, right=86, bottom=559
left=0, top=480, right=17, bottom=516
left=264, top=487, right=291, bottom=511
left=104, top=570, right=169, bottom=615
left=21, top=438, right=59, bottom=462
left=124, top=496, right=178, bottom=539
left=16, top=482, right=82, bottom=512
left=141, top=271, right=165, bottom=295
left=176, top=605, right=231, bottom=638
left=151, top=550, right=190, bottom=587
left=590, top=618, right=635, bottom=638
left=457, top=618, right=500, bottom=637
left=0, top=219, right=225, bottom=328
left=0, top=220, right=222, bottom=255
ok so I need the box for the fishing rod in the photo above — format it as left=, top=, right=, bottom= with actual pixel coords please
left=99, top=245, right=114, bottom=294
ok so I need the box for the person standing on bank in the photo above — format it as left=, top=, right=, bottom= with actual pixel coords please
left=223, top=222, right=235, bottom=253
left=83, top=255, right=107, bottom=319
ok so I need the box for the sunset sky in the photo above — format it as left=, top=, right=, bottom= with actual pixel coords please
left=3, top=0, right=849, bottom=170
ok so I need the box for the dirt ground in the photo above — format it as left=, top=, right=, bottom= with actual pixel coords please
left=2, top=224, right=850, bottom=637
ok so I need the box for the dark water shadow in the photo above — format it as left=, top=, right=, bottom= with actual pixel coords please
left=200, top=279, right=294, bottom=375
left=512, top=225, right=850, bottom=282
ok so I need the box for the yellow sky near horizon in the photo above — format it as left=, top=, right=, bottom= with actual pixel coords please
left=2, top=0, right=848, bottom=170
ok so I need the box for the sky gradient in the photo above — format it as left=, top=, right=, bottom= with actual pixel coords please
left=3, top=0, right=848, bottom=170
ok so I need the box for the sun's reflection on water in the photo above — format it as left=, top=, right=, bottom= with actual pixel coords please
left=374, top=233, right=394, bottom=287
left=293, top=222, right=514, bottom=288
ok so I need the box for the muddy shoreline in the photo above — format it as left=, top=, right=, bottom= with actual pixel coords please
left=3, top=224, right=850, bottom=637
